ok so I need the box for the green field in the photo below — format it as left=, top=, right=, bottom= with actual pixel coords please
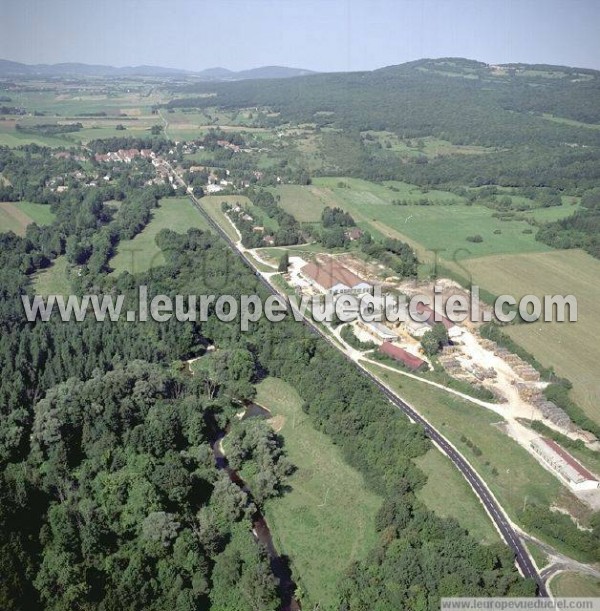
left=465, top=250, right=600, bottom=422
left=0, top=201, right=55, bottom=235
left=110, top=197, right=211, bottom=274
left=551, top=572, right=600, bottom=597
left=256, top=378, right=382, bottom=609
left=311, top=178, right=553, bottom=261
left=362, top=363, right=591, bottom=537
left=273, top=184, right=327, bottom=222
left=32, top=256, right=71, bottom=296
left=0, top=121, right=71, bottom=148
left=415, top=448, right=500, bottom=545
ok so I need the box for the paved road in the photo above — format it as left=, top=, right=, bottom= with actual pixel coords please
left=173, top=176, right=547, bottom=596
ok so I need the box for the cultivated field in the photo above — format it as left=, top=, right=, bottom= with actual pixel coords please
left=312, top=178, right=554, bottom=260
left=415, top=448, right=500, bottom=545
left=109, top=196, right=211, bottom=274
left=466, top=250, right=600, bottom=422
left=0, top=201, right=55, bottom=234
left=257, top=377, right=382, bottom=609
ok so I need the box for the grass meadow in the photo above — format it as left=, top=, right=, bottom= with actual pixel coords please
left=256, top=377, right=382, bottom=609
left=32, top=256, right=71, bottom=296
left=415, top=448, right=500, bottom=545
left=551, top=572, right=600, bottom=597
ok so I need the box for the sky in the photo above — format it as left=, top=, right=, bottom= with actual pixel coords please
left=2, top=0, right=600, bottom=72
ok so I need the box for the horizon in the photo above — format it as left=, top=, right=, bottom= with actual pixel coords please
left=2, top=0, right=600, bottom=72
left=1, top=54, right=599, bottom=75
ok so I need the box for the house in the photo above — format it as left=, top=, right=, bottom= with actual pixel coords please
left=530, top=437, right=600, bottom=491
left=345, top=227, right=364, bottom=241
left=205, top=184, right=223, bottom=194
left=263, top=235, right=275, bottom=246
left=379, top=343, right=427, bottom=370
left=301, top=259, right=372, bottom=295
left=252, top=226, right=265, bottom=233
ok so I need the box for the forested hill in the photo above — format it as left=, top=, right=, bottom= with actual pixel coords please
left=165, top=57, right=600, bottom=148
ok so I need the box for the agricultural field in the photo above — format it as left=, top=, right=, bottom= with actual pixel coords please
left=276, top=178, right=570, bottom=269
left=273, top=184, right=327, bottom=222
left=163, top=108, right=269, bottom=141
left=109, top=196, right=211, bottom=274
left=0, top=201, right=55, bottom=235
left=466, top=250, right=600, bottom=422
left=0, top=120, right=70, bottom=148
left=256, top=377, right=382, bottom=609
left=311, top=177, right=554, bottom=261
left=415, top=448, right=500, bottom=545
left=362, top=362, right=593, bottom=551
left=32, top=256, right=71, bottom=296
left=551, top=572, right=600, bottom=597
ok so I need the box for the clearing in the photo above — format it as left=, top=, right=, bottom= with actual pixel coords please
left=32, top=256, right=71, bottom=296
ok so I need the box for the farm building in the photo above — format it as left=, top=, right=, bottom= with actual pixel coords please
left=379, top=343, right=427, bottom=371
left=402, top=319, right=431, bottom=338
left=530, top=437, right=600, bottom=491
left=357, top=320, right=398, bottom=342
left=301, top=260, right=372, bottom=295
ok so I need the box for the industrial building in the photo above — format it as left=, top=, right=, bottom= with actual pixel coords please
left=357, top=320, right=399, bottom=342
left=301, top=259, right=372, bottom=295
left=530, top=437, right=600, bottom=491
left=379, top=342, right=427, bottom=371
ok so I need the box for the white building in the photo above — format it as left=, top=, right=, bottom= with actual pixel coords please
left=357, top=320, right=399, bottom=343
left=301, top=259, right=372, bottom=295
left=530, top=437, right=600, bottom=491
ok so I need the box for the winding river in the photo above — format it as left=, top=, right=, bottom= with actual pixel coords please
left=207, top=406, right=301, bottom=611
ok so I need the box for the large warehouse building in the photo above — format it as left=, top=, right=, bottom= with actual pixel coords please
left=379, top=342, right=427, bottom=371
left=301, top=259, right=372, bottom=295
left=530, top=437, right=600, bottom=491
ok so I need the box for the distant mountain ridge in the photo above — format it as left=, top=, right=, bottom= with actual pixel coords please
left=0, top=59, right=317, bottom=80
